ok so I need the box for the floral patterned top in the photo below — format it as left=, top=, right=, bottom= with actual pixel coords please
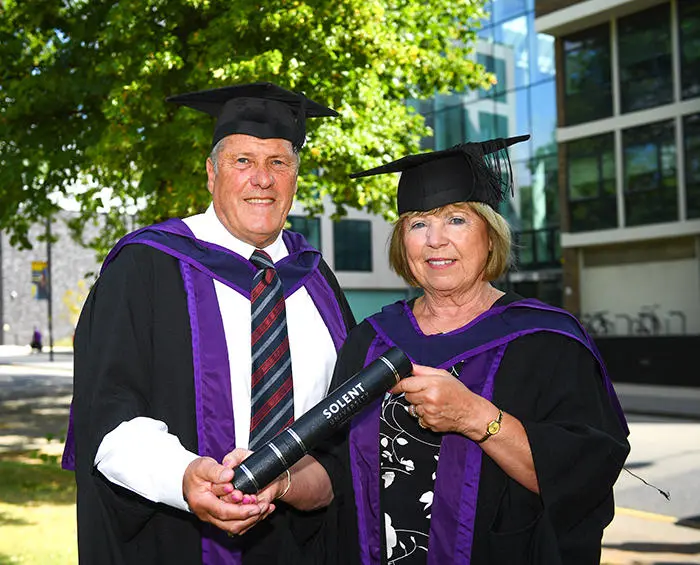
left=379, top=362, right=463, bottom=564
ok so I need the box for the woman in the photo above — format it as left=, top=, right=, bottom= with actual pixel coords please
left=224, top=135, right=630, bottom=563
left=304, top=135, right=631, bottom=565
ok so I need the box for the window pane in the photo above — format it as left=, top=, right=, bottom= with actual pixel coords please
left=516, top=230, right=534, bottom=265
left=478, top=23, right=494, bottom=41
left=530, top=153, right=559, bottom=228
left=479, top=110, right=510, bottom=140
left=529, top=79, right=556, bottom=157
left=512, top=227, right=560, bottom=269
left=623, top=120, right=677, bottom=226
left=502, top=159, right=532, bottom=229
left=512, top=87, right=532, bottom=162
left=407, top=97, right=437, bottom=151
left=481, top=0, right=494, bottom=27
left=333, top=219, right=372, bottom=272
left=562, top=24, right=612, bottom=125
left=434, top=96, right=467, bottom=148
left=567, top=134, right=617, bottom=232
left=532, top=33, right=556, bottom=84
left=478, top=53, right=508, bottom=101
left=618, top=4, right=673, bottom=113
left=287, top=216, right=321, bottom=249
left=684, top=113, right=700, bottom=220
left=490, top=0, right=529, bottom=24
left=493, top=15, right=531, bottom=88
left=679, top=1, right=700, bottom=100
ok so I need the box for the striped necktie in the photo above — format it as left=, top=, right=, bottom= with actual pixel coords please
left=248, top=249, right=294, bottom=451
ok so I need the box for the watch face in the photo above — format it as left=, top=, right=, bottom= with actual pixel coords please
left=487, top=421, right=501, bottom=435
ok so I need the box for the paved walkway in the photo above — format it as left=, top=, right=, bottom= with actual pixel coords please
left=615, top=382, right=700, bottom=421
left=0, top=348, right=73, bottom=457
left=602, top=507, right=700, bottom=564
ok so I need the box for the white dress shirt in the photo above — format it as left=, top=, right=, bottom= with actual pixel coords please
left=94, top=205, right=339, bottom=510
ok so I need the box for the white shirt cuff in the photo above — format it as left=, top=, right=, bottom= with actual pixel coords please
left=95, top=417, right=200, bottom=512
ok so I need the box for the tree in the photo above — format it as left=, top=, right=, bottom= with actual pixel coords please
left=0, top=0, right=493, bottom=257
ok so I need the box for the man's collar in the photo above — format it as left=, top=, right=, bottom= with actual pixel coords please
left=202, top=204, right=288, bottom=262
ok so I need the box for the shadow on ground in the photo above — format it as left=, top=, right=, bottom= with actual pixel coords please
left=0, top=511, right=31, bottom=526
left=603, top=541, right=700, bottom=555
left=0, top=458, right=76, bottom=506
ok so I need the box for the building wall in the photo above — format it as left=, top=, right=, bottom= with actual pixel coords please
left=579, top=246, right=700, bottom=336
left=537, top=0, right=700, bottom=385
left=0, top=213, right=102, bottom=347
left=540, top=0, right=700, bottom=316
left=535, top=0, right=587, bottom=18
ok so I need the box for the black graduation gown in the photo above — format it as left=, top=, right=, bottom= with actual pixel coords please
left=315, top=293, right=630, bottom=565
left=71, top=243, right=354, bottom=565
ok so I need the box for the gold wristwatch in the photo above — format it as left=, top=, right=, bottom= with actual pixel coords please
left=477, top=409, right=503, bottom=443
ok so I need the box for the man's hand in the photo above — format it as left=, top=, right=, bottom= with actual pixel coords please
left=183, top=456, right=272, bottom=536
left=222, top=448, right=288, bottom=505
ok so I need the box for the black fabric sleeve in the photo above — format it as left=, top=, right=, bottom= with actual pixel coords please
left=72, top=244, right=202, bottom=561
left=74, top=247, right=159, bottom=465
left=481, top=332, right=630, bottom=564
left=307, top=321, right=377, bottom=565
left=525, top=336, right=630, bottom=525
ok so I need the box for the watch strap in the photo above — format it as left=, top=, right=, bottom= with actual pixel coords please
left=477, top=409, right=503, bottom=444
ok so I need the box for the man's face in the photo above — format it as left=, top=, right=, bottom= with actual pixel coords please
left=206, top=134, right=299, bottom=248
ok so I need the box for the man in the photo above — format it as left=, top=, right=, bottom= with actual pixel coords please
left=62, top=82, right=355, bottom=565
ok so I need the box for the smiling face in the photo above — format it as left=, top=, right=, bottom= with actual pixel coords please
left=206, top=134, right=299, bottom=248
left=402, top=203, right=492, bottom=296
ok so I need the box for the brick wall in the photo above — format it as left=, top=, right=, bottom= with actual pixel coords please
left=1, top=213, right=102, bottom=346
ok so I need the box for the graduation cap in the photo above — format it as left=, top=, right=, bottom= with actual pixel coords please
left=350, top=134, right=531, bottom=214
left=166, top=82, right=339, bottom=150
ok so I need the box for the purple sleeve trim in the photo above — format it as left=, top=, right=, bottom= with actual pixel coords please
left=61, top=404, right=75, bottom=470
left=348, top=337, right=387, bottom=565
left=180, top=263, right=207, bottom=457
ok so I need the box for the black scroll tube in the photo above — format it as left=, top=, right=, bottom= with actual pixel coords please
left=233, top=346, right=413, bottom=494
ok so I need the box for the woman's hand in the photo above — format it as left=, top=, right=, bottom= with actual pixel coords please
left=391, top=363, right=495, bottom=439
left=182, top=455, right=272, bottom=536
left=208, top=448, right=279, bottom=534
left=393, top=364, right=540, bottom=493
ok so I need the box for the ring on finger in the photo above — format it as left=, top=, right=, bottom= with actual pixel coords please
left=408, top=404, right=418, bottom=418
left=418, top=417, right=428, bottom=429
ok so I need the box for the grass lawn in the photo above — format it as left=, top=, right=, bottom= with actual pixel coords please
left=0, top=454, right=77, bottom=564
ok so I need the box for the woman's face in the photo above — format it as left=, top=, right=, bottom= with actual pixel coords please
left=403, top=204, right=492, bottom=296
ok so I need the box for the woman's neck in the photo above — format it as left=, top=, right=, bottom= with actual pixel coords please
left=414, top=284, right=504, bottom=335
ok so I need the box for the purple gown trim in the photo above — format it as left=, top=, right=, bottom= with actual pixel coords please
left=349, top=298, right=628, bottom=565
left=182, top=263, right=242, bottom=564
left=62, top=220, right=349, bottom=565
left=376, top=298, right=626, bottom=434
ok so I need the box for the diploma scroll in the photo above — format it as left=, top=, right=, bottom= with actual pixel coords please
left=232, top=346, right=412, bottom=494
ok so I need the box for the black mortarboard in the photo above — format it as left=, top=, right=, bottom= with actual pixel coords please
left=166, top=82, right=339, bottom=150
left=350, top=134, right=531, bottom=214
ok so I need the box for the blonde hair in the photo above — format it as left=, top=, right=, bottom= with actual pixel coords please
left=388, top=202, right=512, bottom=287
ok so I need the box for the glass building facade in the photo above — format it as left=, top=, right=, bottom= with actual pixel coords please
left=561, top=0, right=700, bottom=233
left=411, top=0, right=562, bottom=304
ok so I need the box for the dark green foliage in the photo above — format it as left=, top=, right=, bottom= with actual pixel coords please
left=0, top=0, right=493, bottom=257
